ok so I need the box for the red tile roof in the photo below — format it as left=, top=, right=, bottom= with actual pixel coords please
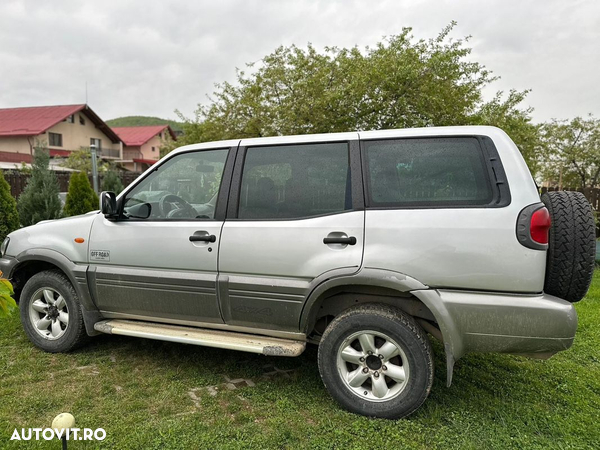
left=0, top=104, right=85, bottom=136
left=133, top=158, right=159, bottom=165
left=0, top=104, right=121, bottom=143
left=112, top=125, right=177, bottom=147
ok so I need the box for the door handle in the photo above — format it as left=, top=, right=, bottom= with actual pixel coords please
left=323, top=236, right=357, bottom=245
left=189, top=234, right=216, bottom=243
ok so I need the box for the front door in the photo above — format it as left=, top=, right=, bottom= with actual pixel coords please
left=218, top=137, right=365, bottom=332
left=88, top=147, right=232, bottom=324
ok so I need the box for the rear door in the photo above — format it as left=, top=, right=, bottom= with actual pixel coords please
left=88, top=144, right=237, bottom=324
left=218, top=134, right=364, bottom=332
left=359, top=131, right=544, bottom=292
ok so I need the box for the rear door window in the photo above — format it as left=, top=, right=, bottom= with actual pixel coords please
left=363, top=137, right=494, bottom=207
left=238, top=142, right=351, bottom=219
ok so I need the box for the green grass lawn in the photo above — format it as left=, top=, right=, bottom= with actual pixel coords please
left=1, top=274, right=599, bottom=450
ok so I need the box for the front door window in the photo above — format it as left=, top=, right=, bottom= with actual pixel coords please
left=123, top=149, right=229, bottom=220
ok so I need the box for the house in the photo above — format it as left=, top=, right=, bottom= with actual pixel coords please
left=112, top=125, right=177, bottom=172
left=0, top=104, right=122, bottom=164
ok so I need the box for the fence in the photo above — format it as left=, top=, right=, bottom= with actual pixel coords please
left=2, top=170, right=140, bottom=199
left=4, top=170, right=600, bottom=235
left=96, top=148, right=121, bottom=159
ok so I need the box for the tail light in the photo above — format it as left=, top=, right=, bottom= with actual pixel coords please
left=530, top=207, right=551, bottom=244
left=516, top=203, right=551, bottom=250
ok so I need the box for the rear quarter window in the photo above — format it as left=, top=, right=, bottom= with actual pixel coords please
left=363, top=137, right=495, bottom=207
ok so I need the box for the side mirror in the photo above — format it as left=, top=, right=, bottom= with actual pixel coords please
left=100, top=191, right=118, bottom=218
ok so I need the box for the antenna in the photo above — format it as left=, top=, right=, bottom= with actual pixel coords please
left=85, top=81, right=88, bottom=104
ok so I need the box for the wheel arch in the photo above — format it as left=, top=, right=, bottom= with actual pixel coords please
left=11, top=248, right=101, bottom=336
left=301, top=268, right=462, bottom=386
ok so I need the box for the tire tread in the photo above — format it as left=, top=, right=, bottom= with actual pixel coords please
left=318, top=303, right=434, bottom=419
left=542, top=191, right=595, bottom=303
left=19, top=269, right=89, bottom=352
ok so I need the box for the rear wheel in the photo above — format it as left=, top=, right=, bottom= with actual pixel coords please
left=542, top=191, right=596, bottom=303
left=318, top=304, right=433, bottom=419
left=19, top=270, right=88, bottom=352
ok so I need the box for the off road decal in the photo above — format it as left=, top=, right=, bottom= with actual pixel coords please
left=90, top=250, right=110, bottom=262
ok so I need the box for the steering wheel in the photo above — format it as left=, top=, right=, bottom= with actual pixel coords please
left=158, top=194, right=195, bottom=218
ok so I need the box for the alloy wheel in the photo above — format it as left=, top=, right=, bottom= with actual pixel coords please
left=28, top=287, right=69, bottom=340
left=336, top=330, right=410, bottom=402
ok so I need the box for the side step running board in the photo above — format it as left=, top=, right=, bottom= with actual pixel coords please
left=94, top=319, right=306, bottom=357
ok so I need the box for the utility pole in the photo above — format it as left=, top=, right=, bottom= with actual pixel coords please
left=90, top=144, right=99, bottom=194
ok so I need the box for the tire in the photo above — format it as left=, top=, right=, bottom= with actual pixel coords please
left=542, top=191, right=596, bottom=303
left=317, top=304, right=434, bottom=419
left=19, top=270, right=88, bottom=353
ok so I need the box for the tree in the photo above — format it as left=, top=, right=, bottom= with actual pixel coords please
left=61, top=148, right=112, bottom=173
left=540, top=115, right=600, bottom=189
left=469, top=90, right=541, bottom=174
left=17, top=144, right=62, bottom=226
left=63, top=172, right=99, bottom=217
left=0, top=171, right=19, bottom=241
left=105, top=115, right=183, bottom=133
left=168, top=23, right=538, bottom=169
left=101, top=170, right=124, bottom=194
left=0, top=277, right=16, bottom=318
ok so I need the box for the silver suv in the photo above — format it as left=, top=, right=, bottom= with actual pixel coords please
left=1, top=126, right=595, bottom=419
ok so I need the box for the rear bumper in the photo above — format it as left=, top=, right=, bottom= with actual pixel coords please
left=413, top=288, right=577, bottom=360
left=440, top=289, right=577, bottom=356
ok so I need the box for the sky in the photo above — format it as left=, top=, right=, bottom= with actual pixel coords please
left=0, top=0, right=598, bottom=124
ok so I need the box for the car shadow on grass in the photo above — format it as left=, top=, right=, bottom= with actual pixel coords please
left=78, top=331, right=562, bottom=423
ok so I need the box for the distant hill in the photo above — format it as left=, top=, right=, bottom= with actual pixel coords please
left=105, top=116, right=184, bottom=133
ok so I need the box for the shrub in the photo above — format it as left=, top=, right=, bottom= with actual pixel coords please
left=0, top=277, right=16, bottom=318
left=17, top=146, right=62, bottom=226
left=63, top=172, right=99, bottom=217
left=102, top=170, right=124, bottom=194
left=0, top=171, right=19, bottom=241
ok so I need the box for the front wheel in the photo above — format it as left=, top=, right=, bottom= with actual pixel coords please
left=317, top=304, right=434, bottom=419
left=19, top=270, right=88, bottom=353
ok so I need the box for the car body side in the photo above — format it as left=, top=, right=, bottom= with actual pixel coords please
left=0, top=126, right=578, bottom=385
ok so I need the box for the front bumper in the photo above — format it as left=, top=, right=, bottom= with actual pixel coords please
left=0, top=255, right=18, bottom=279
